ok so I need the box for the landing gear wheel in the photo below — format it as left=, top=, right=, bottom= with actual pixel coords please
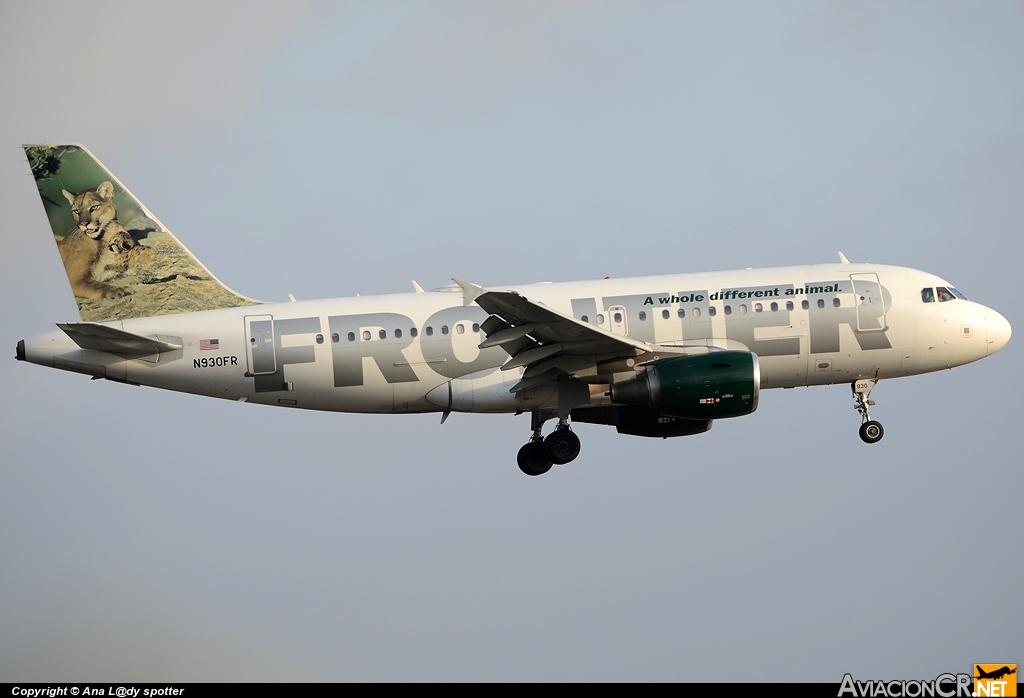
left=517, top=441, right=552, bottom=476
left=852, top=378, right=884, bottom=444
left=543, top=428, right=581, bottom=465
left=859, top=420, right=884, bottom=444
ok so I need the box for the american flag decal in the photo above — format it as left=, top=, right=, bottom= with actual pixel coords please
left=199, top=339, right=220, bottom=351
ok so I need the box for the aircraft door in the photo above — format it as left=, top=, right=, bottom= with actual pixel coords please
left=607, top=305, right=628, bottom=336
left=850, top=273, right=887, bottom=332
left=244, top=314, right=277, bottom=375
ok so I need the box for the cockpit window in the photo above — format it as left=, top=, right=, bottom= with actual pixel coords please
left=949, top=287, right=967, bottom=300
left=921, top=288, right=935, bottom=303
left=936, top=286, right=956, bottom=302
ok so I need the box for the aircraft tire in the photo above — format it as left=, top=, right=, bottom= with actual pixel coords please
left=543, top=428, right=581, bottom=465
left=859, top=420, right=884, bottom=444
left=518, top=441, right=552, bottom=476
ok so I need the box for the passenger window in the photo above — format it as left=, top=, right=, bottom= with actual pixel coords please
left=817, top=299, right=825, bottom=309
left=709, top=306, right=717, bottom=316
left=597, top=314, right=605, bottom=324
left=332, top=333, right=340, bottom=343
left=921, top=288, right=935, bottom=303
left=693, top=307, right=700, bottom=317
left=724, top=305, right=731, bottom=315
left=581, top=315, right=589, bottom=323
left=362, top=330, right=371, bottom=341
left=315, top=334, right=324, bottom=344
left=833, top=297, right=840, bottom=308
left=442, top=325, right=449, bottom=335
left=395, top=329, right=402, bottom=339
left=639, top=311, right=647, bottom=321
left=754, top=303, right=763, bottom=312
left=662, top=309, right=670, bottom=319
left=472, top=323, right=480, bottom=332
left=786, top=301, right=793, bottom=311
left=677, top=308, right=685, bottom=318
left=739, top=304, right=747, bottom=314
left=426, top=326, right=434, bottom=336
left=410, top=327, right=418, bottom=337
left=937, top=286, right=956, bottom=302
left=802, top=300, right=809, bottom=310
left=613, top=312, right=623, bottom=323
left=347, top=332, right=355, bottom=342
left=771, top=302, right=778, bottom=312
left=456, top=324, right=465, bottom=334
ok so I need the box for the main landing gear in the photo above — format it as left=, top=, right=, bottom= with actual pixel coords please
left=852, top=378, right=884, bottom=444
left=517, top=411, right=582, bottom=476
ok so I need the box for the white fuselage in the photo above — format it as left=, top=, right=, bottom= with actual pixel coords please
left=21, top=263, right=1011, bottom=416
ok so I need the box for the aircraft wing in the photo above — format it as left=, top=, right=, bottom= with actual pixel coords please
left=461, top=281, right=651, bottom=394
left=475, top=289, right=648, bottom=354
left=57, top=322, right=182, bottom=355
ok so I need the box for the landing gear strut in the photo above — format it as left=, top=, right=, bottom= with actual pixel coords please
left=852, top=378, right=884, bottom=444
left=517, top=412, right=582, bottom=475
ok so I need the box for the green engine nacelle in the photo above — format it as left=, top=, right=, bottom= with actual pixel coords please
left=610, top=350, right=760, bottom=420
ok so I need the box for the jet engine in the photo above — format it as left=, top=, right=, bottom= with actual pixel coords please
left=609, top=351, right=760, bottom=420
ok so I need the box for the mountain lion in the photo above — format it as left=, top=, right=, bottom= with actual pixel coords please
left=94, top=227, right=138, bottom=282
left=58, top=182, right=134, bottom=298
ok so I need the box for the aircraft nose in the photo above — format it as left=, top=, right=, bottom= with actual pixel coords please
left=984, top=309, right=1011, bottom=356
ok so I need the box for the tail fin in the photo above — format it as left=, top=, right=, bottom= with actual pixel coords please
left=24, top=143, right=260, bottom=322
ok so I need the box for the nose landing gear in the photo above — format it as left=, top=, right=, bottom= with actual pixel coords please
left=517, top=412, right=582, bottom=476
left=852, top=378, right=884, bottom=444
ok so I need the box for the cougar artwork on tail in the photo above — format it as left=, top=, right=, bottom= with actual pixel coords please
left=25, top=144, right=257, bottom=322
left=57, top=181, right=135, bottom=299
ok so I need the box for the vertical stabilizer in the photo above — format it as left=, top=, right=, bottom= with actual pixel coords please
left=24, top=144, right=260, bottom=322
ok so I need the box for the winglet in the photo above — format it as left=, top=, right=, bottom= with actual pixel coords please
left=452, top=278, right=486, bottom=307
left=838, top=251, right=851, bottom=264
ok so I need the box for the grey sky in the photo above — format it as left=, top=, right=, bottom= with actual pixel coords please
left=1, top=1, right=1021, bottom=681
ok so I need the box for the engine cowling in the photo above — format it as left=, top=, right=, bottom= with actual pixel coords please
left=610, top=350, right=760, bottom=420
left=572, top=406, right=712, bottom=438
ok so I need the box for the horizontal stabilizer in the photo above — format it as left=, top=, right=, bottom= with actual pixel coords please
left=57, top=322, right=182, bottom=355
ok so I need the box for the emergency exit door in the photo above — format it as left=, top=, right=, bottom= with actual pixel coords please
left=607, top=306, right=628, bottom=336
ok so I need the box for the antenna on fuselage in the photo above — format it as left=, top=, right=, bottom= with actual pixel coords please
left=838, top=251, right=851, bottom=264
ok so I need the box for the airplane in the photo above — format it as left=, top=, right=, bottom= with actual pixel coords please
left=975, top=666, right=1016, bottom=681
left=16, top=144, right=1012, bottom=475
